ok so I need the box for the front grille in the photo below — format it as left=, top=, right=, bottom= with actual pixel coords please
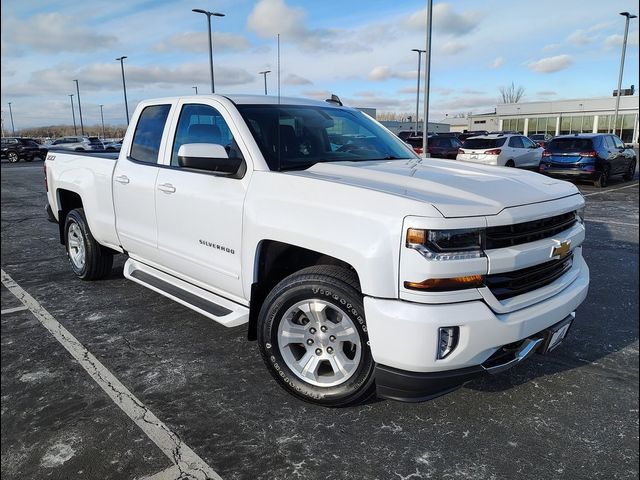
left=485, top=211, right=577, bottom=249
left=485, top=254, right=574, bottom=300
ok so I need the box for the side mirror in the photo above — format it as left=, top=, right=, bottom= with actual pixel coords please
left=177, top=143, right=243, bottom=175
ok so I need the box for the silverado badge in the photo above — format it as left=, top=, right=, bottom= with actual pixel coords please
left=551, top=240, right=571, bottom=259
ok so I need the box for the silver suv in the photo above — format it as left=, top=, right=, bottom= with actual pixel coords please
left=48, top=136, right=105, bottom=152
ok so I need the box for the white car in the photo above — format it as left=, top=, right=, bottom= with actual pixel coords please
left=44, top=95, right=588, bottom=406
left=457, top=134, right=543, bottom=168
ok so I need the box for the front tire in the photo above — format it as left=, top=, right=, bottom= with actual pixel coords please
left=64, top=208, right=114, bottom=280
left=257, top=265, right=375, bottom=407
left=623, top=158, right=636, bottom=181
left=8, top=151, right=19, bottom=163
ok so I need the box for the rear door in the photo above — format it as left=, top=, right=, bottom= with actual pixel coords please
left=154, top=100, right=250, bottom=301
left=507, top=136, right=527, bottom=166
left=113, top=103, right=173, bottom=262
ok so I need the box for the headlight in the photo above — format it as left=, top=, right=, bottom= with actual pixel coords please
left=575, top=206, right=585, bottom=224
left=406, top=228, right=485, bottom=261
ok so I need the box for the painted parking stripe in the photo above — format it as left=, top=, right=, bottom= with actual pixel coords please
left=140, top=465, right=184, bottom=480
left=1, top=305, right=29, bottom=314
left=583, top=182, right=639, bottom=197
left=0, top=269, right=222, bottom=480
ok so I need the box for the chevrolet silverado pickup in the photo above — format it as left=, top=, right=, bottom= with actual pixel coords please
left=44, top=94, right=589, bottom=406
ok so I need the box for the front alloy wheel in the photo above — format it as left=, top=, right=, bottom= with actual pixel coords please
left=258, top=265, right=375, bottom=407
left=8, top=151, right=19, bottom=163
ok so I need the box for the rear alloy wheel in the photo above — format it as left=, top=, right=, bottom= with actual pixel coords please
left=64, top=208, right=114, bottom=280
left=7, top=151, right=19, bottom=163
left=623, top=159, right=636, bottom=182
left=595, top=166, right=610, bottom=188
left=258, top=265, right=375, bottom=407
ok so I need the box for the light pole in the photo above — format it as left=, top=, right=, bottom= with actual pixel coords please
left=69, top=94, right=77, bottom=135
left=193, top=86, right=198, bottom=94
left=259, top=70, right=271, bottom=95
left=421, top=0, right=433, bottom=157
left=411, top=49, right=426, bottom=136
left=116, top=56, right=130, bottom=125
left=8, top=102, right=15, bottom=135
left=192, top=9, right=225, bottom=94
left=99, top=105, right=105, bottom=140
left=73, top=80, right=85, bottom=136
left=612, top=11, right=637, bottom=136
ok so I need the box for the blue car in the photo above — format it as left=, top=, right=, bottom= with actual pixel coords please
left=539, top=133, right=637, bottom=187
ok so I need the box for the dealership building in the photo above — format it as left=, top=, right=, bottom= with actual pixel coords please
left=444, top=95, right=639, bottom=144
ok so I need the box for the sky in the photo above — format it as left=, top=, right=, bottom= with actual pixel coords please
left=1, top=0, right=639, bottom=128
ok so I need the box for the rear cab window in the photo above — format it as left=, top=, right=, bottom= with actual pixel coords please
left=130, top=104, right=172, bottom=164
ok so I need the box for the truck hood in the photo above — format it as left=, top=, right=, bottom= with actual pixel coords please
left=288, top=158, right=580, bottom=218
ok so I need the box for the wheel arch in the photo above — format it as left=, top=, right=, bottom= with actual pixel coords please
left=246, top=240, right=361, bottom=341
left=56, top=189, right=84, bottom=244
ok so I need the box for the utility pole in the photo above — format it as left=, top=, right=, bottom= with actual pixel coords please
left=411, top=49, right=426, bottom=135
left=73, top=80, right=85, bottom=135
left=69, top=94, right=77, bottom=135
left=259, top=70, right=271, bottom=95
left=8, top=102, right=15, bottom=135
left=192, top=9, right=225, bottom=94
left=421, top=0, right=433, bottom=157
left=99, top=105, right=105, bottom=140
left=116, top=57, right=130, bottom=125
left=193, top=86, right=198, bottom=95
left=612, top=11, right=637, bottom=135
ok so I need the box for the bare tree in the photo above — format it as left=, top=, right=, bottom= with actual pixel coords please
left=499, top=82, right=525, bottom=103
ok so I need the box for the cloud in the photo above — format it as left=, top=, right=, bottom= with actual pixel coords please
left=567, top=29, right=592, bottom=45
left=439, top=40, right=468, bottom=55
left=543, top=43, right=560, bottom=52
left=536, top=90, right=557, bottom=96
left=407, top=3, right=479, bottom=35
left=527, top=54, right=573, bottom=73
left=433, top=95, right=498, bottom=111
left=2, top=13, right=117, bottom=53
left=1, top=62, right=254, bottom=98
left=283, top=74, right=312, bottom=85
left=603, top=30, right=639, bottom=49
left=491, top=56, right=504, bottom=68
left=154, top=32, right=250, bottom=53
left=368, top=66, right=416, bottom=81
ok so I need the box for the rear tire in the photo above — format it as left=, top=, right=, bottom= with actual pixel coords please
left=64, top=208, right=114, bottom=280
left=595, top=166, right=610, bottom=188
left=257, top=265, right=375, bottom=407
left=623, top=158, right=636, bottom=182
left=8, top=151, right=19, bottom=163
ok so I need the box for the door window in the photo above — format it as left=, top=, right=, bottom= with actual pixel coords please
left=612, top=136, right=625, bottom=149
left=130, top=104, right=171, bottom=164
left=521, top=137, right=536, bottom=148
left=508, top=136, right=524, bottom=148
left=171, top=103, right=239, bottom=166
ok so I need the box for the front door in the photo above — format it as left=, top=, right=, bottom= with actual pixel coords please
left=154, top=101, right=249, bottom=301
left=113, top=103, right=173, bottom=261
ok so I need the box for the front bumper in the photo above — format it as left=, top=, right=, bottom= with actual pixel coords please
left=366, top=255, right=589, bottom=400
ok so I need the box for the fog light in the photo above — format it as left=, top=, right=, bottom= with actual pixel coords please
left=438, top=326, right=459, bottom=359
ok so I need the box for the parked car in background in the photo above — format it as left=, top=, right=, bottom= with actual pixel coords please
left=458, top=130, right=489, bottom=142
left=47, top=136, right=105, bottom=152
left=457, top=134, right=543, bottom=168
left=425, top=135, right=463, bottom=159
left=539, top=133, right=637, bottom=188
left=1, top=137, right=48, bottom=163
left=437, top=132, right=461, bottom=138
left=529, top=133, right=553, bottom=148
left=103, top=139, right=123, bottom=152
left=397, top=130, right=422, bottom=141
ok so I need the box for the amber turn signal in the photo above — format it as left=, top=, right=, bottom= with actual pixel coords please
left=404, top=275, right=485, bottom=291
left=406, top=228, right=427, bottom=245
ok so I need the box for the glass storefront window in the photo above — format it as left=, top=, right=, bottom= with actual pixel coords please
left=581, top=116, right=594, bottom=133
left=560, top=116, right=571, bottom=135
left=619, top=114, right=636, bottom=143
left=516, top=118, right=525, bottom=133
left=527, top=118, right=537, bottom=133
left=597, top=115, right=610, bottom=133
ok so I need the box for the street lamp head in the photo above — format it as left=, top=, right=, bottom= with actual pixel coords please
left=259, top=70, right=271, bottom=74
left=192, top=8, right=206, bottom=13
left=212, top=12, right=225, bottom=17
left=411, top=48, right=426, bottom=53
left=116, top=56, right=127, bottom=61
left=620, top=12, right=638, bottom=18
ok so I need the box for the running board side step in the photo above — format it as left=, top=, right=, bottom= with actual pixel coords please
left=123, top=258, right=249, bottom=327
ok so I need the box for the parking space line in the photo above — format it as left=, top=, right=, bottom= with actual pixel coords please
left=583, top=182, right=639, bottom=197
left=139, top=465, right=184, bottom=480
left=0, top=269, right=222, bottom=480
left=1, top=305, right=29, bottom=314
left=586, top=218, right=639, bottom=228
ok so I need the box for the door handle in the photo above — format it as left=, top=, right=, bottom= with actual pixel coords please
left=158, top=183, right=176, bottom=194
left=115, top=175, right=130, bottom=184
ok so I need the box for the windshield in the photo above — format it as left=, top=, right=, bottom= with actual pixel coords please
left=236, top=104, right=416, bottom=170
left=462, top=137, right=507, bottom=149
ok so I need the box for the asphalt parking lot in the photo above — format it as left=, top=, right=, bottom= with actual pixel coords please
left=1, top=158, right=638, bottom=480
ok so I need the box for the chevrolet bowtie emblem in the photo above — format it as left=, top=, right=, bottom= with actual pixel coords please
left=552, top=241, right=571, bottom=258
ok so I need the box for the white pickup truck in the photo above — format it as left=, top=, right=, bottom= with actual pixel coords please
left=44, top=94, right=589, bottom=406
